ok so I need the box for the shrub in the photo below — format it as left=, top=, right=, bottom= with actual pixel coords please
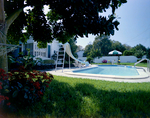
left=8, top=66, right=54, bottom=109
left=102, top=59, right=107, bottom=63
left=0, top=69, right=11, bottom=108
left=8, top=49, right=42, bottom=71
left=86, top=56, right=93, bottom=63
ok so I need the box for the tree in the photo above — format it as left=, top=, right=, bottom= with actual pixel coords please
left=134, top=50, right=146, bottom=59
left=93, top=35, right=112, bottom=56
left=83, top=44, right=93, bottom=57
left=86, top=56, right=93, bottom=64
left=131, top=44, right=147, bottom=59
left=146, top=48, right=150, bottom=59
left=76, top=45, right=84, bottom=52
left=111, top=40, right=126, bottom=53
left=123, top=50, right=133, bottom=56
left=123, top=44, right=132, bottom=50
left=131, top=44, right=147, bottom=54
left=88, top=49, right=102, bottom=58
left=0, top=0, right=127, bottom=71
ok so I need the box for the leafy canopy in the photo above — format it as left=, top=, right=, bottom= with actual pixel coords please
left=5, top=0, right=127, bottom=44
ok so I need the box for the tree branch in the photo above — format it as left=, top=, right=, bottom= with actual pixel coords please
left=0, top=0, right=5, bottom=23
left=5, top=8, right=23, bottom=31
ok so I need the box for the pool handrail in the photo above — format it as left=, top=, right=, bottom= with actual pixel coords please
left=134, top=58, right=150, bottom=72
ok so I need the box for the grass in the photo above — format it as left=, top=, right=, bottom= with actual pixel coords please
left=4, top=75, right=150, bottom=118
left=2, top=63, right=150, bottom=117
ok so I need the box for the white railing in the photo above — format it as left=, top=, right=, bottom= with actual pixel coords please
left=134, top=58, right=150, bottom=72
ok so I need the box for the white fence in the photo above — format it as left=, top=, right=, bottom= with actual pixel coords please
left=78, top=56, right=138, bottom=63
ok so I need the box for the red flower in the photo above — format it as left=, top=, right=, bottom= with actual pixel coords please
left=0, top=68, right=5, bottom=73
left=7, top=102, right=11, bottom=106
left=46, top=84, right=49, bottom=88
left=8, top=73, right=12, bottom=77
left=0, top=86, right=2, bottom=89
left=28, top=73, right=36, bottom=78
left=0, top=95, right=5, bottom=103
left=33, top=82, right=40, bottom=89
left=38, top=91, right=43, bottom=96
left=0, top=82, right=2, bottom=85
left=46, top=81, right=50, bottom=84
left=5, top=96, right=9, bottom=100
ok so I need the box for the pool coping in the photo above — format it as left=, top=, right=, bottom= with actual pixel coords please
left=63, top=65, right=150, bottom=79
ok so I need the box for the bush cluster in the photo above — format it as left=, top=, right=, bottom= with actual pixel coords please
left=102, top=59, right=107, bottom=63
left=0, top=69, right=11, bottom=108
left=0, top=66, right=54, bottom=110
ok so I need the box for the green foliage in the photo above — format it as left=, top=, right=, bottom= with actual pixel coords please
left=8, top=66, right=53, bottom=109
left=111, top=40, right=126, bottom=53
left=42, top=60, right=55, bottom=65
left=8, top=49, right=42, bottom=70
left=146, top=48, right=150, bottom=59
left=51, top=51, right=57, bottom=61
left=131, top=44, right=147, bottom=55
left=123, top=50, right=133, bottom=56
left=83, top=44, right=93, bottom=57
left=11, top=75, right=150, bottom=117
left=86, top=56, right=93, bottom=63
left=123, top=44, right=132, bottom=50
left=0, top=69, right=11, bottom=108
left=134, top=49, right=146, bottom=59
left=37, top=42, right=47, bottom=48
left=89, top=49, right=102, bottom=58
left=4, top=0, right=127, bottom=45
left=93, top=35, right=112, bottom=56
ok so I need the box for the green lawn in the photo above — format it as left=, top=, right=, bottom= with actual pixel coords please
left=4, top=63, right=150, bottom=118
left=8, top=75, right=150, bottom=117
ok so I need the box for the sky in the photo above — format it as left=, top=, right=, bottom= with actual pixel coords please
left=76, top=0, right=150, bottom=49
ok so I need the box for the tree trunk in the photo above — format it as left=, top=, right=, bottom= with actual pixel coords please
left=0, top=0, right=8, bottom=72
left=0, top=32, right=8, bottom=72
left=0, top=0, right=22, bottom=72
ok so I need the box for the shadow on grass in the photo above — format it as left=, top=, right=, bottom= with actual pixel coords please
left=7, top=79, right=150, bottom=117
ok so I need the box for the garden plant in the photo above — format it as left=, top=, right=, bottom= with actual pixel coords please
left=0, top=66, right=53, bottom=114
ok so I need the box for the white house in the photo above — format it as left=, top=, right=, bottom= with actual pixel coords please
left=13, top=37, right=61, bottom=59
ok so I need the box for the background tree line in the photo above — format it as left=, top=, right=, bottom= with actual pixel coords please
left=83, top=35, right=150, bottom=60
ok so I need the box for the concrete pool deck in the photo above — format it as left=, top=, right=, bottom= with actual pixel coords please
left=45, top=65, right=150, bottom=83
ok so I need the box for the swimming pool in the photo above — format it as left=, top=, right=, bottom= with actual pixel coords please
left=73, top=65, right=139, bottom=76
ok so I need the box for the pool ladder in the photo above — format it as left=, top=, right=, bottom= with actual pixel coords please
left=55, top=44, right=65, bottom=72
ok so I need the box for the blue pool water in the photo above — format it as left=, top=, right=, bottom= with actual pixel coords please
left=73, top=65, right=139, bottom=76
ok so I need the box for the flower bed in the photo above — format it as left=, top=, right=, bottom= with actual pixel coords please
left=0, top=66, right=54, bottom=110
left=102, top=59, right=107, bottom=63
